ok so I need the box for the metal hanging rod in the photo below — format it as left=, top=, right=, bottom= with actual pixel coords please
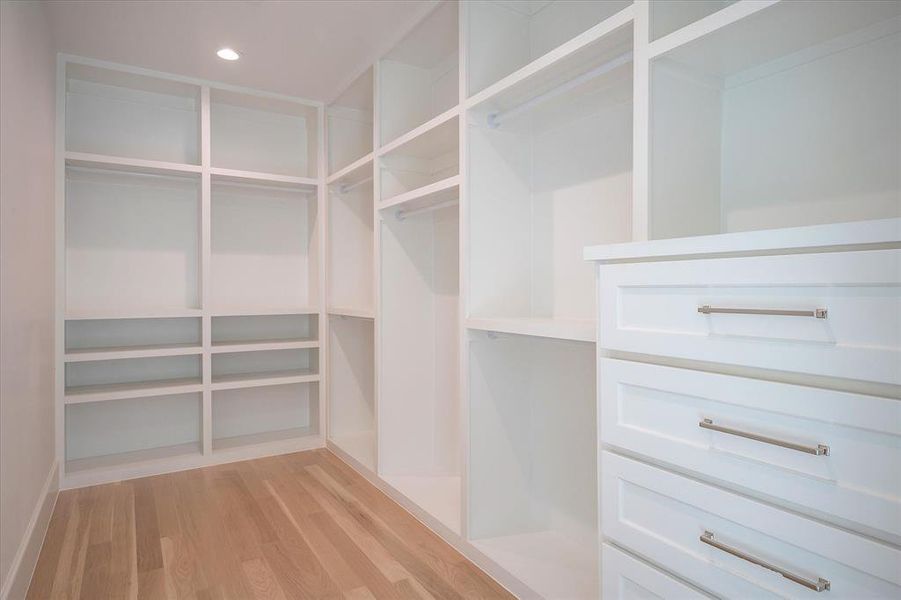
left=395, top=198, right=458, bottom=221
left=339, top=176, right=373, bottom=194
left=488, top=51, right=633, bottom=129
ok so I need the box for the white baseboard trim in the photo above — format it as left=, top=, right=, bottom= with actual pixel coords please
left=0, top=460, right=59, bottom=600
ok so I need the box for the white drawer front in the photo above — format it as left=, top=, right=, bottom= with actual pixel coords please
left=602, top=544, right=710, bottom=600
left=602, top=452, right=901, bottom=599
left=597, top=249, right=901, bottom=384
left=600, top=358, right=901, bottom=542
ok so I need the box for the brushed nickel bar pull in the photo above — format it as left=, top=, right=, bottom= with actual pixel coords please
left=700, top=531, right=831, bottom=592
left=700, top=418, right=829, bottom=455
left=698, top=305, right=827, bottom=319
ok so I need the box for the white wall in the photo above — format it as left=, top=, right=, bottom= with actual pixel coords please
left=0, top=1, right=58, bottom=598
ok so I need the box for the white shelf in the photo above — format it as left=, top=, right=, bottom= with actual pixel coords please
left=213, top=426, right=318, bottom=452
left=327, top=152, right=373, bottom=186
left=466, top=4, right=634, bottom=111
left=328, top=307, right=375, bottom=319
left=329, top=431, right=376, bottom=472
left=210, top=166, right=318, bottom=191
left=466, top=317, right=596, bottom=343
left=210, top=368, right=319, bottom=391
left=378, top=106, right=459, bottom=157
left=208, top=306, right=319, bottom=317
left=65, top=343, right=203, bottom=362
left=65, top=308, right=202, bottom=321
left=65, top=151, right=201, bottom=176
left=382, top=474, right=461, bottom=534
left=64, top=378, right=204, bottom=404
left=65, top=441, right=202, bottom=474
left=380, top=175, right=459, bottom=213
left=472, top=531, right=598, bottom=600
left=210, top=339, right=318, bottom=353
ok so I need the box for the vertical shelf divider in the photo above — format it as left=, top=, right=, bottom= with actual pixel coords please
left=200, top=85, right=213, bottom=456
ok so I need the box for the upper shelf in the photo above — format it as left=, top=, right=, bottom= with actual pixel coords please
left=650, top=0, right=901, bottom=78
left=467, top=2, right=634, bottom=112
left=328, top=67, right=374, bottom=176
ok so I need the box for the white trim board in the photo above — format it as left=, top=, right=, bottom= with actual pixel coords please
left=0, top=461, right=59, bottom=600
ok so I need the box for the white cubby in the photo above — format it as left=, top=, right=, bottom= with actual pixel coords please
left=379, top=1, right=458, bottom=145
left=210, top=179, right=319, bottom=313
left=65, top=354, right=202, bottom=401
left=379, top=204, right=460, bottom=533
left=211, top=314, right=317, bottom=352
left=65, top=63, right=200, bottom=165
left=328, top=315, right=375, bottom=470
left=466, top=0, right=631, bottom=96
left=211, top=348, right=318, bottom=389
left=212, top=383, right=319, bottom=450
left=649, top=0, right=735, bottom=41
left=211, top=89, right=318, bottom=177
left=328, top=163, right=374, bottom=315
left=65, top=393, right=202, bottom=473
left=380, top=115, right=459, bottom=210
left=328, top=68, right=373, bottom=175
left=649, top=0, right=901, bottom=239
left=66, top=167, right=200, bottom=316
left=65, top=317, right=202, bottom=361
left=468, top=332, right=597, bottom=600
left=467, top=22, right=633, bottom=339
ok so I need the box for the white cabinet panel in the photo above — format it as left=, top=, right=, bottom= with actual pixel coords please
left=602, top=544, right=711, bottom=600
left=597, top=249, right=901, bottom=384
left=600, top=358, right=901, bottom=542
left=602, top=452, right=901, bottom=599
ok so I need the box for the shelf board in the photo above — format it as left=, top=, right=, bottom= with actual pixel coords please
left=210, top=167, right=318, bottom=191
left=380, top=175, right=460, bottom=213
left=466, top=317, right=596, bottom=343
left=65, top=151, right=202, bottom=177
left=471, top=530, right=598, bottom=600
left=213, top=426, right=318, bottom=452
left=328, top=307, right=375, bottom=319
left=209, top=307, right=319, bottom=317
left=382, top=474, right=461, bottom=534
left=466, top=4, right=634, bottom=112
left=65, top=378, right=204, bottom=404
left=65, top=441, right=203, bottom=474
left=377, top=106, right=460, bottom=157
left=210, top=369, right=319, bottom=391
left=65, top=308, right=202, bottom=321
left=326, top=153, right=374, bottom=186
left=328, top=431, right=376, bottom=471
left=210, top=339, right=319, bottom=353
left=65, top=343, right=203, bottom=363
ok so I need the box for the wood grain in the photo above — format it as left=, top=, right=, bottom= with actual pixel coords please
left=27, top=450, right=514, bottom=599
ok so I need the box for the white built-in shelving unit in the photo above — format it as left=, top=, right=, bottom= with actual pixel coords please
left=321, top=1, right=901, bottom=598
left=56, top=56, right=326, bottom=489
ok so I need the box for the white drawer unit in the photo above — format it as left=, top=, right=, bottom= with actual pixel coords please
left=600, top=358, right=901, bottom=543
left=602, top=544, right=711, bottom=600
left=601, top=452, right=901, bottom=599
left=596, top=248, right=901, bottom=384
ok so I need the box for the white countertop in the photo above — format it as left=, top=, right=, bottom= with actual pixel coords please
left=584, top=218, right=901, bottom=263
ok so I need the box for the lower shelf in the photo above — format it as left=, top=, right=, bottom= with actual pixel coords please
left=382, top=474, right=461, bottom=534
left=210, top=369, right=319, bottom=391
left=212, top=426, right=317, bottom=452
left=472, top=530, right=598, bottom=600
left=329, top=431, right=376, bottom=471
left=466, top=317, right=596, bottom=342
left=65, top=441, right=202, bottom=474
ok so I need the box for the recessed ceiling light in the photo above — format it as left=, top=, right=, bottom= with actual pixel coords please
left=217, top=48, right=240, bottom=61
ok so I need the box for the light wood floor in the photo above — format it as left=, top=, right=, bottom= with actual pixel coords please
left=27, top=449, right=515, bottom=599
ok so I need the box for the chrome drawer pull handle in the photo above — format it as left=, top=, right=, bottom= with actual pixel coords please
left=698, top=305, right=827, bottom=319
left=700, top=531, right=831, bottom=592
left=700, top=419, right=829, bottom=456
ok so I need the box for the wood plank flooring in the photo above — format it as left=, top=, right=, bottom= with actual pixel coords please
left=27, top=449, right=515, bottom=599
